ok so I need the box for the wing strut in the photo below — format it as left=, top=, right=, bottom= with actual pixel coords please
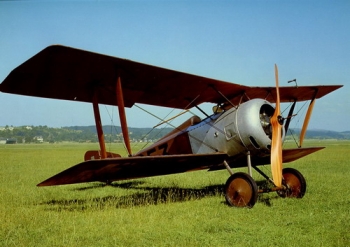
left=284, top=100, right=296, bottom=134
left=116, top=76, right=132, bottom=156
left=299, top=90, right=318, bottom=147
left=93, top=92, right=107, bottom=159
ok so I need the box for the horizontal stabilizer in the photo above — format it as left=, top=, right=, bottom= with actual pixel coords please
left=37, top=153, right=228, bottom=186
left=84, top=150, right=121, bottom=161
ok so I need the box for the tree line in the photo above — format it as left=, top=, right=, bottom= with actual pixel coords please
left=0, top=125, right=173, bottom=143
left=1, top=125, right=349, bottom=144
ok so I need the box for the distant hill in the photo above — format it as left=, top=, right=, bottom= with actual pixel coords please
left=287, top=129, right=350, bottom=140
left=0, top=125, right=349, bottom=143
left=64, top=126, right=350, bottom=141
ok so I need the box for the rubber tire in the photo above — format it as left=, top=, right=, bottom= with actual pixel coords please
left=277, top=168, right=306, bottom=198
left=224, top=172, right=258, bottom=208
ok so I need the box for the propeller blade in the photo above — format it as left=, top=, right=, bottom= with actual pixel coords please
left=270, top=64, right=283, bottom=187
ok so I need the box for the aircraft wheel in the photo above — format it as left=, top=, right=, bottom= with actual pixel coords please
left=224, top=172, right=258, bottom=208
left=277, top=168, right=306, bottom=198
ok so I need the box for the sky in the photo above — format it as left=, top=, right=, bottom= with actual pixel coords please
left=0, top=0, right=349, bottom=131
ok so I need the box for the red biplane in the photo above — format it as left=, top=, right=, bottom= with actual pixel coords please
left=0, top=45, right=342, bottom=207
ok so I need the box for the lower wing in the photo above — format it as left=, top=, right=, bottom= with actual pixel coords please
left=37, top=153, right=228, bottom=186
left=37, top=147, right=322, bottom=186
left=209, top=147, right=325, bottom=171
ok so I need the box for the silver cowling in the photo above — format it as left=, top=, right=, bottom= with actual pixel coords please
left=232, top=98, right=283, bottom=155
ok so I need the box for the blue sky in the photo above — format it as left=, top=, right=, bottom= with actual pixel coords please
left=0, top=0, right=349, bottom=131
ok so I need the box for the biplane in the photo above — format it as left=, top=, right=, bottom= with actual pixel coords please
left=0, top=45, right=342, bottom=208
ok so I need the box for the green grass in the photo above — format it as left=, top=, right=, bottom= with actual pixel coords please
left=1, top=141, right=349, bottom=246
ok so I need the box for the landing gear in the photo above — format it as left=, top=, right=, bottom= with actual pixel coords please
left=224, top=172, right=258, bottom=208
left=223, top=159, right=306, bottom=207
left=277, top=168, right=306, bottom=198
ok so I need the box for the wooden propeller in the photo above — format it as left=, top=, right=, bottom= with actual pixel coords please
left=270, top=64, right=283, bottom=187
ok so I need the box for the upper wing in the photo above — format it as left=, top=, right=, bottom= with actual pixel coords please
left=37, top=153, right=228, bottom=186
left=0, top=45, right=342, bottom=109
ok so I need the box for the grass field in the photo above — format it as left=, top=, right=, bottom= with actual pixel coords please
left=1, top=141, right=349, bottom=246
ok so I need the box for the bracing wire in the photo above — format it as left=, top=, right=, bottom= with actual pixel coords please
left=134, top=103, right=220, bottom=153
left=287, top=100, right=309, bottom=147
left=288, top=128, right=299, bottom=147
left=134, top=104, right=180, bottom=151
left=132, top=94, right=203, bottom=152
left=109, top=106, right=114, bottom=151
left=279, top=100, right=309, bottom=148
left=103, top=105, right=128, bottom=154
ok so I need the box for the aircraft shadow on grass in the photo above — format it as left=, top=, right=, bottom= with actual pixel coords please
left=40, top=180, right=277, bottom=211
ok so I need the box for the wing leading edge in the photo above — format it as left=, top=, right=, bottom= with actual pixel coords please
left=0, top=45, right=342, bottom=109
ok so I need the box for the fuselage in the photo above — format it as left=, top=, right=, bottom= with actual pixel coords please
left=136, top=99, right=282, bottom=158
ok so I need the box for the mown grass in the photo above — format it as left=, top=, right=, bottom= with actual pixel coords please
left=1, top=141, right=349, bottom=246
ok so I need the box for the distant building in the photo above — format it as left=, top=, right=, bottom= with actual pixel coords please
left=33, top=136, right=44, bottom=143
left=6, top=138, right=17, bottom=144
